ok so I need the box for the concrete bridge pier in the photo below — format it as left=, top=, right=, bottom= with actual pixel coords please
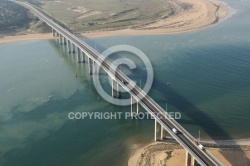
left=111, top=79, right=117, bottom=97
left=186, top=151, right=193, bottom=166
left=77, top=48, right=81, bottom=63
left=58, top=34, right=62, bottom=44
left=62, top=37, right=66, bottom=45
left=130, top=96, right=135, bottom=116
left=92, top=61, right=96, bottom=74
left=81, top=52, right=86, bottom=63
left=154, top=119, right=162, bottom=141
left=52, top=29, right=55, bottom=37
left=154, top=121, right=170, bottom=141
left=67, top=40, right=71, bottom=53
left=186, top=151, right=192, bottom=166
left=185, top=151, right=200, bottom=166
left=136, top=102, right=139, bottom=114
left=88, top=57, right=92, bottom=75
left=130, top=96, right=139, bottom=117
left=52, top=29, right=59, bottom=37
left=111, top=79, right=121, bottom=98
left=71, top=43, right=75, bottom=53
left=160, top=124, right=165, bottom=139
left=116, top=83, right=121, bottom=98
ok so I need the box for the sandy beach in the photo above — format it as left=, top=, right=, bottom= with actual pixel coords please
left=128, top=141, right=250, bottom=166
left=0, top=0, right=228, bottom=43
left=82, top=0, right=228, bottom=38
left=0, top=33, right=54, bottom=44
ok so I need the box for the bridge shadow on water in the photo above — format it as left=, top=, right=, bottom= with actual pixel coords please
left=152, top=79, right=250, bottom=165
left=49, top=39, right=250, bottom=165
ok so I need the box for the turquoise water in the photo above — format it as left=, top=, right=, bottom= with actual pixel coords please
left=0, top=40, right=154, bottom=166
left=1, top=0, right=250, bottom=165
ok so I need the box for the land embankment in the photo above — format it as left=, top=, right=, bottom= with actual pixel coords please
left=0, top=0, right=51, bottom=36
left=82, top=0, right=228, bottom=38
left=128, top=141, right=250, bottom=166
left=0, top=0, right=228, bottom=42
left=0, top=33, right=53, bottom=44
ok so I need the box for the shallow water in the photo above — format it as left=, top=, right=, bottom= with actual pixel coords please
left=0, top=0, right=250, bottom=165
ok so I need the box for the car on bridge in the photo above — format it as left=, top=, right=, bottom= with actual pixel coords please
left=172, top=128, right=178, bottom=134
left=198, top=144, right=205, bottom=150
left=121, top=80, right=128, bottom=85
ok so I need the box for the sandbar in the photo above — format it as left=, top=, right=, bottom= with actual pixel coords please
left=0, top=0, right=228, bottom=43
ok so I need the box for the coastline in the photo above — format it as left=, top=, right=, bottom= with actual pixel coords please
left=82, top=0, right=228, bottom=38
left=128, top=140, right=250, bottom=166
left=0, top=33, right=54, bottom=44
left=0, top=0, right=228, bottom=43
left=202, top=138, right=250, bottom=146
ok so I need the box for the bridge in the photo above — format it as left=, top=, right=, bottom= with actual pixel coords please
left=14, top=1, right=223, bottom=166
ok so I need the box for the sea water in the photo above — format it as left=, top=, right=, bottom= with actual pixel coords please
left=0, top=0, right=250, bottom=165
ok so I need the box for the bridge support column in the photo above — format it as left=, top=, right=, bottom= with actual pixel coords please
left=52, top=29, right=55, bottom=37
left=67, top=40, right=71, bottom=53
left=116, top=82, right=121, bottom=98
left=131, top=96, right=135, bottom=115
left=59, top=34, right=62, bottom=44
left=77, top=48, right=81, bottom=63
left=111, top=78, right=119, bottom=98
left=82, top=52, right=86, bottom=63
left=52, top=29, right=58, bottom=37
left=194, top=160, right=200, bottom=166
left=130, top=96, right=139, bottom=117
left=88, top=57, right=92, bottom=75
left=185, top=151, right=191, bottom=166
left=92, top=61, right=95, bottom=74
left=154, top=119, right=161, bottom=141
left=160, top=125, right=164, bottom=139
left=136, top=102, right=139, bottom=114
left=63, top=37, right=66, bottom=45
left=185, top=151, right=194, bottom=166
left=191, top=157, right=195, bottom=166
left=71, top=43, right=75, bottom=53
left=185, top=151, right=198, bottom=166
left=112, top=79, right=116, bottom=97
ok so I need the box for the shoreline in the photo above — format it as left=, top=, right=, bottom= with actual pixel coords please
left=82, top=0, right=229, bottom=38
left=202, top=138, right=250, bottom=146
left=128, top=139, right=250, bottom=166
left=0, top=0, right=229, bottom=44
left=0, top=33, right=54, bottom=44
left=0, top=33, right=55, bottom=44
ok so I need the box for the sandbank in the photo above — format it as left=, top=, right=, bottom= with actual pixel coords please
left=82, top=0, right=228, bottom=38
left=0, top=33, right=54, bottom=44
left=0, top=0, right=228, bottom=43
left=128, top=141, right=250, bottom=166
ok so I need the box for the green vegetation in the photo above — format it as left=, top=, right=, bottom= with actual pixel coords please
left=0, top=0, right=32, bottom=33
left=160, top=151, right=173, bottom=166
left=29, top=19, right=51, bottom=33
left=38, top=0, right=175, bottom=32
left=0, top=0, right=51, bottom=35
left=0, top=0, right=178, bottom=35
left=165, top=151, right=173, bottom=160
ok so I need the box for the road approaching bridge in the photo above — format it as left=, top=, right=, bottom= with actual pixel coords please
left=13, top=1, right=223, bottom=165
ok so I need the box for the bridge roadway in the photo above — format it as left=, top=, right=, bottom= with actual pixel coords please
left=14, top=1, right=223, bottom=165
